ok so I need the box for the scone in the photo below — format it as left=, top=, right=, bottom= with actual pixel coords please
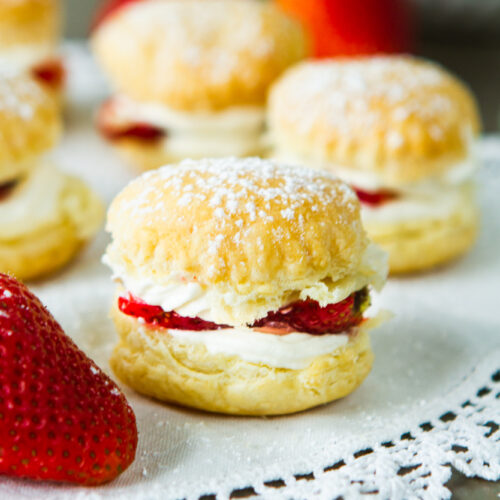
left=91, top=0, right=308, bottom=171
left=268, top=56, right=481, bottom=274
left=104, top=157, right=388, bottom=416
left=0, top=73, right=103, bottom=280
left=0, top=0, right=64, bottom=92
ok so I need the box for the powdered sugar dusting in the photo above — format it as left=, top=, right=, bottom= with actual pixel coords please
left=0, top=72, right=44, bottom=121
left=271, top=57, right=466, bottom=149
left=121, top=157, right=358, bottom=249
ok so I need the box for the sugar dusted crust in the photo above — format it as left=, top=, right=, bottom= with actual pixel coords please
left=110, top=304, right=374, bottom=416
left=0, top=74, right=60, bottom=178
left=106, top=158, right=370, bottom=325
left=92, top=0, right=308, bottom=111
left=268, top=57, right=481, bottom=184
left=0, top=0, right=60, bottom=49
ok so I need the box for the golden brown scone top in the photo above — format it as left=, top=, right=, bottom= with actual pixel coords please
left=0, top=73, right=61, bottom=178
left=0, top=0, right=60, bottom=49
left=268, top=56, right=481, bottom=185
left=106, top=158, right=368, bottom=322
left=92, top=0, right=308, bottom=111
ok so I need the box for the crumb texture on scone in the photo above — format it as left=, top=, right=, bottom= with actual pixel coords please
left=268, top=56, right=481, bottom=184
left=0, top=74, right=60, bottom=179
left=106, top=158, right=374, bottom=323
left=0, top=0, right=60, bottom=48
left=92, top=0, right=308, bottom=111
left=110, top=304, right=374, bottom=416
left=0, top=174, right=104, bottom=280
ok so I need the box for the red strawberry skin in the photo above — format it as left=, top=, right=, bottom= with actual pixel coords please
left=91, top=0, right=146, bottom=32
left=119, top=288, right=369, bottom=335
left=0, top=273, right=138, bottom=486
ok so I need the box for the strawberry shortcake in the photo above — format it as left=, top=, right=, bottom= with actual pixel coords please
left=0, top=73, right=103, bottom=279
left=91, top=0, right=307, bottom=171
left=104, top=157, right=387, bottom=415
left=268, top=56, right=481, bottom=273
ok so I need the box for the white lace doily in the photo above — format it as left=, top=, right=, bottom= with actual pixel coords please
left=0, top=44, right=499, bottom=500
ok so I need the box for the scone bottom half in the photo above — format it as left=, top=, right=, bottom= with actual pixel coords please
left=105, top=157, right=388, bottom=415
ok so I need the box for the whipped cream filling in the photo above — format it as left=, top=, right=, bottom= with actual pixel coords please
left=273, top=150, right=477, bottom=225
left=161, top=326, right=352, bottom=370
left=0, top=44, right=55, bottom=73
left=108, top=95, right=267, bottom=157
left=361, top=183, right=472, bottom=225
left=103, top=260, right=215, bottom=320
left=0, top=162, right=66, bottom=239
left=273, top=150, right=478, bottom=193
left=103, top=241, right=386, bottom=324
left=106, top=246, right=382, bottom=369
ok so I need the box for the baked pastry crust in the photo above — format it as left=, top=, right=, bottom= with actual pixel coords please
left=0, top=175, right=104, bottom=280
left=0, top=74, right=60, bottom=183
left=0, top=0, right=60, bottom=49
left=110, top=304, right=374, bottom=416
left=92, top=0, right=308, bottom=111
left=106, top=158, right=371, bottom=325
left=365, top=190, right=478, bottom=274
left=268, top=56, right=481, bottom=186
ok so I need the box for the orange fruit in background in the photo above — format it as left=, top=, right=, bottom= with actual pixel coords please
left=276, top=0, right=414, bottom=57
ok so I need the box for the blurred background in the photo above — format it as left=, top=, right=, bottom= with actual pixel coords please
left=67, top=0, right=500, bottom=131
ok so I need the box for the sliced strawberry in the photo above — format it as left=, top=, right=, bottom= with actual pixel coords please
left=118, top=295, right=227, bottom=331
left=0, top=274, right=138, bottom=485
left=119, top=288, right=369, bottom=335
left=97, top=99, right=165, bottom=142
left=91, top=0, right=146, bottom=32
left=352, top=186, right=398, bottom=207
left=31, top=58, right=65, bottom=90
left=253, top=288, right=369, bottom=334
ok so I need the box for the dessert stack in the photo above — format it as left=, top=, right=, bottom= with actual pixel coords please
left=91, top=0, right=308, bottom=170
left=0, top=72, right=103, bottom=280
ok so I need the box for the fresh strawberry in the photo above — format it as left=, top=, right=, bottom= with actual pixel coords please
left=91, top=0, right=146, bottom=32
left=252, top=288, right=369, bottom=335
left=119, top=288, right=369, bottom=335
left=0, top=273, right=138, bottom=485
left=277, top=0, right=414, bottom=57
left=119, top=294, right=227, bottom=331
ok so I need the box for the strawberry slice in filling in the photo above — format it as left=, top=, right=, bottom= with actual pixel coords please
left=352, top=186, right=398, bottom=207
left=97, top=98, right=166, bottom=142
left=31, top=58, right=65, bottom=90
left=118, top=287, right=370, bottom=335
